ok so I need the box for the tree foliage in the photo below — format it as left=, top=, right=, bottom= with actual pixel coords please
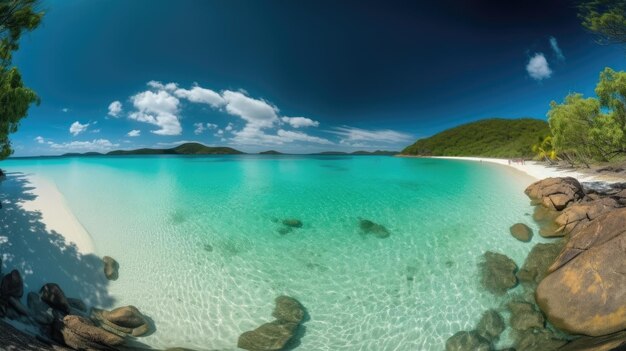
left=579, top=0, right=626, bottom=44
left=0, top=0, right=42, bottom=159
left=532, top=135, right=559, bottom=163
left=548, top=68, right=626, bottom=164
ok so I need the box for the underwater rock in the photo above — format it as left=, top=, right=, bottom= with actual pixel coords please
left=512, top=327, right=566, bottom=351
left=525, top=177, right=584, bottom=211
left=67, top=297, right=87, bottom=313
left=40, top=283, right=70, bottom=314
left=359, top=219, right=390, bottom=238
left=536, top=209, right=626, bottom=336
left=479, top=251, right=518, bottom=295
left=282, top=219, right=303, bottom=228
left=203, top=244, right=213, bottom=252
left=238, top=319, right=299, bottom=351
left=55, top=315, right=124, bottom=350
left=7, top=296, right=28, bottom=316
left=510, top=223, right=533, bottom=242
left=27, top=292, right=54, bottom=325
left=103, top=256, right=119, bottom=281
left=1, top=270, right=23, bottom=299
left=532, top=205, right=561, bottom=237
left=517, top=241, right=564, bottom=286
left=272, top=296, right=304, bottom=324
left=553, top=197, right=618, bottom=237
left=508, top=301, right=545, bottom=331
left=445, top=330, right=491, bottom=351
left=91, top=305, right=151, bottom=337
left=559, top=330, right=626, bottom=351
left=476, top=309, right=505, bottom=342
left=277, top=227, right=293, bottom=235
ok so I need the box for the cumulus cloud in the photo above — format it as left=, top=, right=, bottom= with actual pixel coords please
left=549, top=36, right=565, bottom=61
left=277, top=129, right=332, bottom=144
left=127, top=129, right=141, bottom=137
left=193, top=122, right=206, bottom=135
left=331, top=126, right=413, bottom=145
left=129, top=89, right=181, bottom=135
left=225, top=122, right=234, bottom=131
left=69, top=121, right=89, bottom=136
left=174, top=86, right=224, bottom=107
left=526, top=53, right=552, bottom=81
left=108, top=101, right=123, bottom=117
left=206, top=123, right=218, bottom=129
left=49, top=139, right=119, bottom=151
left=221, top=90, right=279, bottom=128
left=35, top=136, right=45, bottom=144
left=281, top=116, right=319, bottom=128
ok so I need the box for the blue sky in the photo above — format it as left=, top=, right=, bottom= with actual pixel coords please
left=9, top=0, right=626, bottom=156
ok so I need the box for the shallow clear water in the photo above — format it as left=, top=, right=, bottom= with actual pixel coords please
left=1, top=155, right=544, bottom=350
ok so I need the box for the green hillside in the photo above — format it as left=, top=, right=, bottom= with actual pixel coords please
left=106, top=143, right=244, bottom=156
left=401, top=118, right=549, bottom=158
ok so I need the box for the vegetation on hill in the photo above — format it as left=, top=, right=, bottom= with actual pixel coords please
left=259, top=150, right=283, bottom=155
left=401, top=118, right=550, bottom=158
left=106, top=143, right=244, bottom=156
left=0, top=1, right=44, bottom=160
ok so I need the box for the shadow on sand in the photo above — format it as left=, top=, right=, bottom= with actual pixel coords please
left=0, top=172, right=114, bottom=309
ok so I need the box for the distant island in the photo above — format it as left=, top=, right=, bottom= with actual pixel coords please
left=401, top=118, right=549, bottom=158
left=63, top=143, right=244, bottom=156
left=259, top=150, right=283, bottom=155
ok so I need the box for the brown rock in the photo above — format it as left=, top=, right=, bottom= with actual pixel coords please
left=525, top=177, right=584, bottom=211
left=272, top=296, right=304, bottom=324
left=102, top=256, right=119, bottom=281
left=359, top=219, right=391, bottom=238
left=479, top=251, right=518, bottom=295
left=559, top=330, right=626, bottom=351
left=517, top=241, right=565, bottom=286
left=508, top=301, right=545, bottom=331
left=510, top=223, right=533, bottom=242
left=553, top=198, right=618, bottom=237
left=40, top=283, right=70, bottom=314
left=237, top=320, right=298, bottom=351
left=476, top=309, right=505, bottom=342
left=91, top=305, right=150, bottom=337
left=445, top=331, right=491, bottom=351
left=1, top=270, right=23, bottom=298
left=281, top=219, right=302, bottom=228
left=532, top=206, right=561, bottom=237
left=513, top=327, right=567, bottom=351
left=58, top=315, right=124, bottom=350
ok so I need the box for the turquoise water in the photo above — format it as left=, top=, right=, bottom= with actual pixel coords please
left=1, top=156, right=542, bottom=350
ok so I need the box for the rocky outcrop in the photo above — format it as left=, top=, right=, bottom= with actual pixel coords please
left=40, top=283, right=70, bottom=314
left=517, top=241, right=564, bottom=286
left=536, top=209, right=626, bottom=336
left=359, top=219, right=390, bottom=238
left=552, top=197, right=618, bottom=237
left=238, top=296, right=306, bottom=351
left=479, top=251, right=518, bottom=295
left=1, top=269, right=24, bottom=298
left=102, top=256, right=119, bottom=281
left=525, top=177, right=584, bottom=211
left=510, top=223, right=533, bottom=242
left=91, top=305, right=151, bottom=337
left=53, top=315, right=124, bottom=350
left=445, top=331, right=491, bottom=351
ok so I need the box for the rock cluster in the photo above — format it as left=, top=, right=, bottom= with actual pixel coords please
left=238, top=296, right=306, bottom=351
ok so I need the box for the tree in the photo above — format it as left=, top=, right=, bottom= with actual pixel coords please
left=0, top=0, right=43, bottom=159
left=532, top=135, right=559, bottom=163
left=579, top=0, right=626, bottom=44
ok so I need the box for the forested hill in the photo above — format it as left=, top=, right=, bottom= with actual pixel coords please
left=401, top=118, right=549, bottom=158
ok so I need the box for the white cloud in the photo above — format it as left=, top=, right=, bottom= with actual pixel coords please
left=91, top=129, right=101, bottom=133
left=281, top=116, right=319, bottom=128
left=147, top=81, right=178, bottom=91
left=35, top=136, right=45, bottom=144
left=174, top=86, right=224, bottom=107
left=526, top=53, right=552, bottom=81
left=549, top=36, right=565, bottom=61
left=108, top=101, right=123, bottom=117
left=206, top=123, right=218, bottom=129
left=277, top=129, right=332, bottom=144
left=331, top=126, right=413, bottom=145
left=129, top=89, right=181, bottom=135
left=193, top=122, right=206, bottom=135
left=49, top=139, right=119, bottom=151
left=127, top=129, right=141, bottom=137
left=225, top=122, right=234, bottom=131
left=69, top=121, right=89, bottom=136
left=61, top=108, right=69, bottom=113
left=221, top=90, right=279, bottom=128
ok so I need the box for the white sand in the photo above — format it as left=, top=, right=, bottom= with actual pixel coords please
left=14, top=174, right=95, bottom=254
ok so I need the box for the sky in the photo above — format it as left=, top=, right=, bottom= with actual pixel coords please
left=9, top=0, right=626, bottom=156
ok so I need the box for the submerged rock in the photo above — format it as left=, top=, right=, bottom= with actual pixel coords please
left=476, top=309, right=505, bottom=342
left=510, top=223, right=533, bottom=242
left=103, top=256, right=119, bottom=281
left=559, top=330, right=626, bottom=351
left=479, top=251, right=518, bottom=295
left=513, top=327, right=567, bottom=351
left=91, top=305, right=151, bottom=337
left=27, top=292, right=54, bottom=325
left=517, top=241, right=564, bottom=286
left=67, top=297, right=87, bottom=312
left=508, top=301, right=545, bottom=331
left=238, top=320, right=298, bottom=351
left=536, top=208, right=626, bottom=336
left=532, top=206, right=561, bottom=237
left=525, top=177, right=584, bottom=211
left=282, top=219, right=303, bottom=228
left=445, top=330, right=491, bottom=351
left=1, top=270, right=23, bottom=298
left=359, top=219, right=390, bottom=238
left=272, top=296, right=304, bottom=324
left=40, top=283, right=70, bottom=314
left=277, top=227, right=293, bottom=235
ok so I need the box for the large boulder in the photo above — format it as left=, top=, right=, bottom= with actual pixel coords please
left=508, top=301, right=545, bottom=331
left=476, top=309, right=504, bottom=342
left=479, top=251, right=518, bottom=295
left=272, top=296, right=304, bottom=324
left=445, top=331, right=491, bottom=351
left=525, top=177, right=584, bottom=211
left=237, top=320, right=298, bottom=351
left=102, top=256, right=119, bottom=281
left=359, top=219, right=390, bottom=238
left=91, top=305, right=150, bottom=337
left=1, top=270, right=23, bottom=298
left=55, top=315, right=124, bottom=350
left=553, top=197, right=619, bottom=237
left=536, top=208, right=626, bottom=336
left=510, top=223, right=533, bottom=242
left=40, top=283, right=70, bottom=314
left=517, top=241, right=564, bottom=286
